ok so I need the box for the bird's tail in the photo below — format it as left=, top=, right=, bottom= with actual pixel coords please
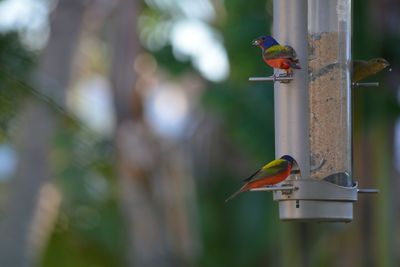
left=225, top=185, right=248, bottom=202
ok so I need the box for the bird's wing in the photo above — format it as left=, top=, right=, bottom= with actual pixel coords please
left=243, top=159, right=289, bottom=182
left=283, top=45, right=297, bottom=58
left=353, top=60, right=367, bottom=72
left=242, top=168, right=261, bottom=182
left=263, top=45, right=297, bottom=60
left=352, top=60, right=368, bottom=82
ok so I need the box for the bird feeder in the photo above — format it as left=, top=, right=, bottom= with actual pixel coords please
left=249, top=0, right=378, bottom=222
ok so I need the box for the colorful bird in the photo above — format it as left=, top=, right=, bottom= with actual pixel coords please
left=252, top=35, right=301, bottom=75
left=353, top=58, right=390, bottom=82
left=225, top=155, right=296, bottom=202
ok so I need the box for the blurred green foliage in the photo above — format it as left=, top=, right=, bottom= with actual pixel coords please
left=0, top=32, right=35, bottom=137
left=0, top=30, right=124, bottom=267
left=41, top=124, right=125, bottom=266
left=203, top=0, right=275, bottom=161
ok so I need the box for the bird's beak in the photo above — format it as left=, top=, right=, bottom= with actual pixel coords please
left=252, top=39, right=260, bottom=46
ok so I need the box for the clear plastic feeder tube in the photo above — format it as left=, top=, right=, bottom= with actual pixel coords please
left=308, top=0, right=352, bottom=185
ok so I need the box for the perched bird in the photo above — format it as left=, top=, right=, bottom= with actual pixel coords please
left=353, top=58, right=390, bottom=82
left=225, top=155, right=296, bottom=202
left=252, top=35, right=301, bottom=75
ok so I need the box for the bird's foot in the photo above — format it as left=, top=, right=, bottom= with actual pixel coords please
left=277, top=73, right=292, bottom=78
left=275, top=73, right=293, bottom=83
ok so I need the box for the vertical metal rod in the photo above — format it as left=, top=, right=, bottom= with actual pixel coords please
left=273, top=0, right=310, bottom=177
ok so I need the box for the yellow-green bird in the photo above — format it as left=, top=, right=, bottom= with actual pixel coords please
left=353, top=58, right=390, bottom=82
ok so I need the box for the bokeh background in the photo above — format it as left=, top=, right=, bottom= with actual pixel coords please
left=0, top=0, right=399, bottom=266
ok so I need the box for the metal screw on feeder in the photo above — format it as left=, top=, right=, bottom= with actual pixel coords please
left=248, top=0, right=378, bottom=222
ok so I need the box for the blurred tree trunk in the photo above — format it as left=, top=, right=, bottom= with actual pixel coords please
left=0, top=1, right=86, bottom=266
left=110, top=1, right=198, bottom=267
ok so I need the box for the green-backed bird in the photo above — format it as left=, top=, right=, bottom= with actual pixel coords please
left=225, top=155, right=296, bottom=202
left=252, top=35, right=301, bottom=75
left=353, top=58, right=390, bottom=82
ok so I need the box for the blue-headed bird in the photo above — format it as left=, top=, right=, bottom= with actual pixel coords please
left=252, top=35, right=301, bottom=75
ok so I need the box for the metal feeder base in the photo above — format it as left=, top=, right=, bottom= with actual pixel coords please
left=273, top=179, right=358, bottom=222
left=278, top=200, right=353, bottom=222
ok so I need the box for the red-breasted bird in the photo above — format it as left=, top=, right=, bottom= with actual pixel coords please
left=353, top=58, right=390, bottom=82
left=225, top=155, right=296, bottom=202
left=252, top=35, right=301, bottom=75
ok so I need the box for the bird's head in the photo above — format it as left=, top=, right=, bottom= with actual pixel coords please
left=369, top=58, right=390, bottom=69
left=252, top=35, right=279, bottom=49
left=280, top=155, right=296, bottom=166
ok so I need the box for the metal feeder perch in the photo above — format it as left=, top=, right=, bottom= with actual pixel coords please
left=249, top=0, right=378, bottom=222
